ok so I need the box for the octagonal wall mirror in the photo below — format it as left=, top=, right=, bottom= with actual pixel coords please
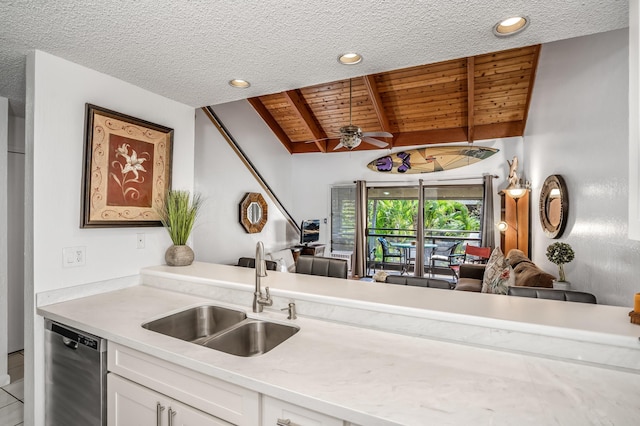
left=539, top=175, right=568, bottom=238
left=239, top=192, right=268, bottom=233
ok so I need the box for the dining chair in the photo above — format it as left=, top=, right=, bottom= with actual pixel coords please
left=236, top=257, right=278, bottom=271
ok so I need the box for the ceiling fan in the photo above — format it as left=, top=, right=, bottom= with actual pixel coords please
left=307, top=79, right=393, bottom=150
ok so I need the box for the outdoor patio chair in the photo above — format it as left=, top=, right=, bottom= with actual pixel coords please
left=378, top=237, right=403, bottom=264
left=450, top=245, right=491, bottom=276
left=429, top=241, right=462, bottom=269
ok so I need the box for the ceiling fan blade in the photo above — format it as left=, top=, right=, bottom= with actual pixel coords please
left=362, top=131, right=393, bottom=138
left=362, top=137, right=389, bottom=148
left=333, top=141, right=346, bottom=151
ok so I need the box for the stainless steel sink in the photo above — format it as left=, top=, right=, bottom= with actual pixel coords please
left=203, top=319, right=299, bottom=357
left=142, top=305, right=247, bottom=344
left=142, top=305, right=299, bottom=356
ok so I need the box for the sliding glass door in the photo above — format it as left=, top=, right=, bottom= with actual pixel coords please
left=367, top=184, right=484, bottom=275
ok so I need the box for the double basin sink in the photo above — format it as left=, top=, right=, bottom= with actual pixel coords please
left=142, top=305, right=299, bottom=357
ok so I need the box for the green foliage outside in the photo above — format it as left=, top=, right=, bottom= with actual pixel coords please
left=368, top=199, right=481, bottom=260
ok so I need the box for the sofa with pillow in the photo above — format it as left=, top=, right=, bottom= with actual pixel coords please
left=456, top=248, right=556, bottom=293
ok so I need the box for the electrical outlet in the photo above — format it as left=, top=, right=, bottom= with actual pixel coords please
left=137, top=233, right=145, bottom=249
left=62, top=246, right=86, bottom=268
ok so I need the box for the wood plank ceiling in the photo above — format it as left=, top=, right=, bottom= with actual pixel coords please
left=248, top=45, right=540, bottom=154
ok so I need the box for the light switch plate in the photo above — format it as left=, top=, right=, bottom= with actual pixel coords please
left=62, top=246, right=86, bottom=268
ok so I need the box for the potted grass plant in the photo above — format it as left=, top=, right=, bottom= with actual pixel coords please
left=159, top=190, right=203, bottom=266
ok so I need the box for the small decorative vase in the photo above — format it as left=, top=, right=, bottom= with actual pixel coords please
left=553, top=280, right=571, bottom=290
left=165, top=245, right=194, bottom=266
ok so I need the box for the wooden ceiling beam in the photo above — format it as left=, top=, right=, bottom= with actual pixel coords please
left=363, top=75, right=393, bottom=146
left=290, top=139, right=341, bottom=154
left=283, top=89, right=327, bottom=153
left=247, top=97, right=294, bottom=154
left=466, top=56, right=475, bottom=143
left=393, top=121, right=524, bottom=147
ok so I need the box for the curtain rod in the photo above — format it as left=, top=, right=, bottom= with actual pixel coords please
left=354, top=174, right=499, bottom=185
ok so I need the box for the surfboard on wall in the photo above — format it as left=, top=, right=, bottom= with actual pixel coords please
left=367, top=146, right=499, bottom=174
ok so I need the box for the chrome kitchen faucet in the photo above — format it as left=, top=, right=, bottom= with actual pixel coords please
left=253, top=241, right=273, bottom=313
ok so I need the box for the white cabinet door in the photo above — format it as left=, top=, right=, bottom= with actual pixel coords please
left=262, top=396, right=343, bottom=426
left=169, top=399, right=232, bottom=426
left=109, top=342, right=259, bottom=425
left=109, top=373, right=170, bottom=426
left=108, top=373, right=232, bottom=426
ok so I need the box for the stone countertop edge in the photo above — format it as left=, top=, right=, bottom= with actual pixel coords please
left=36, top=286, right=420, bottom=426
left=140, top=263, right=640, bottom=350
left=36, top=285, right=640, bottom=426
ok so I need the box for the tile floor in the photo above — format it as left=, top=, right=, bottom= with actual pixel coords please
left=1, top=351, right=24, bottom=426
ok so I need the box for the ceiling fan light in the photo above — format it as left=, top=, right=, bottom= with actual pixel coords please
left=338, top=52, right=363, bottom=65
left=493, top=16, right=529, bottom=37
left=229, top=79, right=250, bottom=88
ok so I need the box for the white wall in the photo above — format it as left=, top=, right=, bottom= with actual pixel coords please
left=8, top=115, right=25, bottom=353
left=195, top=98, right=523, bottom=260
left=193, top=107, right=298, bottom=264
left=0, top=96, right=9, bottom=387
left=289, top=138, right=522, bottom=245
left=25, top=50, right=196, bottom=425
left=525, top=29, right=635, bottom=307
left=629, top=0, right=640, bottom=239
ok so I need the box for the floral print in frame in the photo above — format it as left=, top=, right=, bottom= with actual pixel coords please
left=81, top=104, right=173, bottom=227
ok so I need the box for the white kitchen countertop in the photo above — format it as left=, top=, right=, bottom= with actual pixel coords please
left=141, top=263, right=640, bottom=349
left=37, top=269, right=640, bottom=425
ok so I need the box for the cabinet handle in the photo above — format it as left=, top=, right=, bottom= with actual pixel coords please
left=168, top=407, right=177, bottom=426
left=276, top=419, right=292, bottom=426
left=156, top=403, right=165, bottom=426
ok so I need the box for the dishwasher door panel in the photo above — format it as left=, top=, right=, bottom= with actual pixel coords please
left=44, top=320, right=106, bottom=426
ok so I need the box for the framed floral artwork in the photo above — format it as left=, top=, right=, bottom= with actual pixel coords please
left=80, top=104, right=173, bottom=228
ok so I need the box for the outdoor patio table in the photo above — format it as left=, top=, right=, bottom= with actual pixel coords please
left=390, top=242, right=438, bottom=275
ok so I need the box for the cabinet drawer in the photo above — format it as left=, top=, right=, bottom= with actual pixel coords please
left=108, top=342, right=259, bottom=425
left=108, top=373, right=232, bottom=426
left=262, top=395, right=343, bottom=426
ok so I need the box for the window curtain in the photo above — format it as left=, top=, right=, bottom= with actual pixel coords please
left=481, top=174, right=495, bottom=249
left=353, top=180, right=367, bottom=277
left=414, top=179, right=425, bottom=277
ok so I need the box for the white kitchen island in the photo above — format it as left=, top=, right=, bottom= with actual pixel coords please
left=37, top=262, right=640, bottom=425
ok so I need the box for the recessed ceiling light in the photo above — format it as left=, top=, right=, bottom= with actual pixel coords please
left=493, top=16, right=529, bottom=37
left=229, top=79, right=250, bottom=88
left=338, top=52, right=363, bottom=65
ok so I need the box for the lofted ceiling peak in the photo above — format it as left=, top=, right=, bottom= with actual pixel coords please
left=249, top=45, right=540, bottom=154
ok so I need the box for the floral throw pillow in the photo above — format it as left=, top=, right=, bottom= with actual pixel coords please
left=484, top=265, right=515, bottom=294
left=481, top=247, right=507, bottom=292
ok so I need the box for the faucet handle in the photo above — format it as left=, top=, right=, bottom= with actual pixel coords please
left=258, top=286, right=273, bottom=307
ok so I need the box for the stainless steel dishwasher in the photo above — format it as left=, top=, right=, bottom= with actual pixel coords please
left=44, top=319, right=107, bottom=426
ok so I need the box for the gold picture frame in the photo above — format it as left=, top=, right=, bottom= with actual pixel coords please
left=81, top=104, right=173, bottom=228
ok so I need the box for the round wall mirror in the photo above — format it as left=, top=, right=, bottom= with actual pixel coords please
left=539, top=175, right=568, bottom=238
left=239, top=192, right=268, bottom=233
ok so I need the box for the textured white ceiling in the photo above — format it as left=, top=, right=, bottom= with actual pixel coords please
left=0, top=0, right=629, bottom=117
